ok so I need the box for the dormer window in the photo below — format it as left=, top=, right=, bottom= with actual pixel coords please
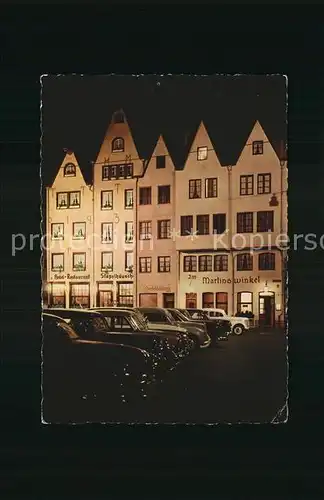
left=197, top=146, right=208, bottom=161
left=252, top=140, right=264, bottom=155
left=112, top=137, right=124, bottom=152
left=63, top=163, right=76, bottom=176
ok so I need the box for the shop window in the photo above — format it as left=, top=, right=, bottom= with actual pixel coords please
left=202, top=292, right=214, bottom=308
left=216, top=292, right=228, bottom=313
left=50, top=283, right=66, bottom=307
left=117, top=282, right=133, bottom=307
left=70, top=283, right=90, bottom=308
left=237, top=291, right=253, bottom=314
left=139, top=294, right=158, bottom=307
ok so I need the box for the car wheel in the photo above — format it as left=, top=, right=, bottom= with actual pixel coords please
left=233, top=324, right=244, bottom=336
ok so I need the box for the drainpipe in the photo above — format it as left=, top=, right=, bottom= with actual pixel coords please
left=227, top=165, right=234, bottom=315
left=134, top=174, right=139, bottom=307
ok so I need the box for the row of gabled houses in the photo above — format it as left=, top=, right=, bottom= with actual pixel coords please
left=43, top=109, right=287, bottom=327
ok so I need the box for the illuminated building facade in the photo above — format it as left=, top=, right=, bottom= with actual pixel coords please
left=45, top=110, right=287, bottom=326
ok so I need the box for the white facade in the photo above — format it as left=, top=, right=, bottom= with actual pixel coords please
left=45, top=112, right=287, bottom=326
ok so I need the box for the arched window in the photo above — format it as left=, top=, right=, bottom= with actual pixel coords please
left=237, top=292, right=253, bottom=314
left=258, top=252, right=275, bottom=271
left=64, top=163, right=76, bottom=176
left=112, top=137, right=124, bottom=152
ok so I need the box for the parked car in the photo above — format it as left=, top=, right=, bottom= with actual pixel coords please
left=91, top=307, right=182, bottom=368
left=167, top=308, right=229, bottom=343
left=112, top=306, right=195, bottom=355
left=180, top=309, right=232, bottom=340
left=137, top=307, right=211, bottom=349
left=42, top=313, right=156, bottom=422
left=43, top=308, right=174, bottom=380
left=202, top=308, right=250, bottom=336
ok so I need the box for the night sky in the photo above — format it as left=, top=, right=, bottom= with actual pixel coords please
left=41, top=75, right=287, bottom=186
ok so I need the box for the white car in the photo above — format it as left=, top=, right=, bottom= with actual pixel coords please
left=202, top=308, right=250, bottom=336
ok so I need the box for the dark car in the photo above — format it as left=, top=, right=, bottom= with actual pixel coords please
left=137, top=307, right=211, bottom=349
left=113, top=306, right=195, bottom=356
left=43, top=308, right=173, bottom=380
left=91, top=307, right=181, bottom=369
left=42, top=313, right=156, bottom=423
left=179, top=308, right=232, bottom=341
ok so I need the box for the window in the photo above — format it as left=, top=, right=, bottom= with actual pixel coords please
left=70, top=283, right=90, bottom=308
left=101, top=190, right=113, bottom=210
left=257, top=211, right=274, bottom=232
left=257, top=173, right=271, bottom=194
left=202, top=292, right=214, bottom=308
left=139, top=221, right=152, bottom=240
left=117, top=282, right=133, bottom=307
left=163, top=293, right=175, bottom=308
left=156, top=155, right=166, bottom=169
left=139, top=257, right=151, bottom=273
left=205, top=178, right=217, bottom=198
left=125, top=222, right=134, bottom=243
left=112, top=137, right=124, bottom=152
left=198, top=255, right=212, bottom=272
left=184, top=256, right=197, bottom=272
left=196, top=215, right=209, bottom=235
left=64, top=163, right=76, bottom=176
left=139, top=187, right=151, bottom=205
left=237, top=212, right=253, bottom=233
left=185, top=293, right=197, bottom=309
left=212, top=213, right=226, bottom=234
left=180, top=215, right=193, bottom=236
left=214, top=255, right=228, bottom=271
left=73, top=252, right=86, bottom=271
left=51, top=253, right=64, bottom=272
left=189, top=179, right=201, bottom=199
left=101, top=252, right=113, bottom=271
left=57, top=192, right=81, bottom=209
left=56, top=192, right=68, bottom=209
left=252, top=140, right=264, bottom=155
left=69, top=192, right=81, bottom=208
left=237, top=253, right=253, bottom=271
left=216, top=292, right=228, bottom=313
left=97, top=283, right=113, bottom=307
left=158, top=256, right=171, bottom=273
left=125, top=251, right=134, bottom=272
left=258, top=252, right=275, bottom=270
left=197, top=146, right=208, bottom=161
left=102, top=163, right=133, bottom=180
left=157, top=219, right=171, bottom=239
left=72, top=222, right=86, bottom=240
left=124, top=189, right=133, bottom=209
left=240, top=175, right=254, bottom=196
left=158, top=185, right=170, bottom=204
left=50, top=283, right=65, bottom=307
left=237, top=292, right=253, bottom=314
left=51, top=223, right=64, bottom=240
left=101, top=222, right=113, bottom=243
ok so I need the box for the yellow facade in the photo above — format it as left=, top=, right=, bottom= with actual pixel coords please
left=45, top=111, right=287, bottom=325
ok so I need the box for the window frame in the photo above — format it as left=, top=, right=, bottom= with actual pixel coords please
left=257, top=210, right=274, bottom=233
left=72, top=252, right=86, bottom=272
left=51, top=223, right=64, bottom=240
left=101, top=190, right=113, bottom=210
left=63, top=163, right=76, bottom=177
left=125, top=251, right=134, bottom=272
left=139, top=256, right=152, bottom=273
left=237, top=212, right=253, bottom=233
left=205, top=178, right=218, bottom=198
left=197, top=146, right=208, bottom=161
left=139, top=220, right=152, bottom=240
left=51, top=253, right=64, bottom=272
left=125, top=221, right=134, bottom=243
left=216, top=292, right=228, bottom=313
left=258, top=252, right=275, bottom=271
left=180, top=215, right=193, bottom=236
left=157, top=185, right=171, bottom=204
left=124, top=189, right=134, bottom=209
left=157, top=219, right=171, bottom=239
left=236, top=253, right=253, bottom=271
left=72, top=222, right=86, bottom=240
left=101, top=251, right=113, bottom=271
left=240, top=175, right=254, bottom=196
left=139, top=186, right=152, bottom=205
left=189, top=179, right=202, bottom=199
left=196, top=214, right=209, bottom=235
left=257, top=173, right=271, bottom=195
left=252, top=140, right=264, bottom=155
left=156, top=155, right=166, bottom=169
left=183, top=255, right=197, bottom=272
left=111, top=137, right=125, bottom=152
left=214, top=254, right=228, bottom=272
left=158, top=256, right=171, bottom=273
left=198, top=255, right=212, bottom=272
left=101, top=222, right=113, bottom=244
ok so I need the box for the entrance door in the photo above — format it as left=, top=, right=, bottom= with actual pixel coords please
left=163, top=293, right=175, bottom=308
left=259, top=293, right=275, bottom=327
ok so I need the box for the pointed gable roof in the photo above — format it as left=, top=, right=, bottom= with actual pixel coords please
left=51, top=150, right=87, bottom=188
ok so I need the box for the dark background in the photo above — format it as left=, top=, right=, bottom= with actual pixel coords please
left=42, top=74, right=287, bottom=186
left=1, top=6, right=324, bottom=499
